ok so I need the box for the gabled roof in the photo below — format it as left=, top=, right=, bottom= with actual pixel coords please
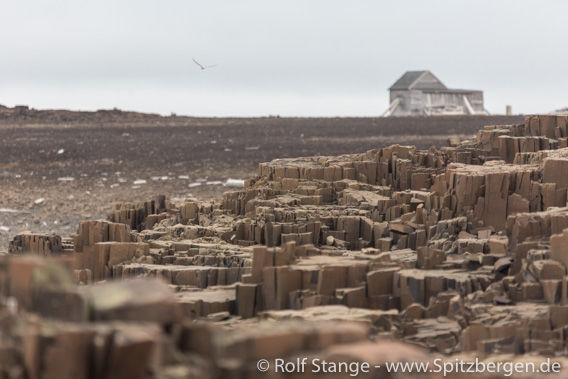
left=389, top=70, right=447, bottom=91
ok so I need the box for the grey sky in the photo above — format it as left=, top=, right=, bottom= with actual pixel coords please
left=1, top=0, right=566, bottom=116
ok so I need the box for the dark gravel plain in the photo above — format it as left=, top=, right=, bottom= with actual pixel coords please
left=0, top=107, right=524, bottom=250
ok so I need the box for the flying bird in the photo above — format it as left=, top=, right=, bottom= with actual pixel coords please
left=192, top=58, right=218, bottom=70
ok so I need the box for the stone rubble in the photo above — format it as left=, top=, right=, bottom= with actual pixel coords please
left=3, top=115, right=568, bottom=377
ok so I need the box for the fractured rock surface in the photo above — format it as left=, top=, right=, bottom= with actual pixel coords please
left=3, top=115, right=568, bottom=377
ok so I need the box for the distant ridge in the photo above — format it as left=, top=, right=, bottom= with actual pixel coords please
left=0, top=105, right=167, bottom=124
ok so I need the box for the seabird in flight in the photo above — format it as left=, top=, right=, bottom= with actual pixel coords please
left=192, top=58, right=218, bottom=70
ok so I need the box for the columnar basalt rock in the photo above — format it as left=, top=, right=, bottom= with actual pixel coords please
left=6, top=115, right=568, bottom=377
left=8, top=231, right=63, bottom=256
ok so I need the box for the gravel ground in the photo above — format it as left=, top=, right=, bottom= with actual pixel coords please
left=0, top=111, right=524, bottom=250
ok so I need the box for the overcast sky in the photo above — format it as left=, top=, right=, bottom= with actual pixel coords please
left=1, top=1, right=566, bottom=116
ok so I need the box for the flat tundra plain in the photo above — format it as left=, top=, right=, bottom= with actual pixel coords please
left=0, top=111, right=523, bottom=250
